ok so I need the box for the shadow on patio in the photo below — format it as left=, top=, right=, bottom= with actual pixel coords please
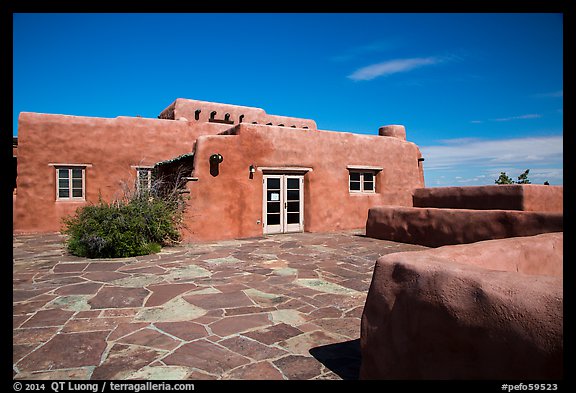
left=309, top=338, right=361, bottom=380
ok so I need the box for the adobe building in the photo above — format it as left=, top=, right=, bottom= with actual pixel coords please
left=14, top=98, right=425, bottom=241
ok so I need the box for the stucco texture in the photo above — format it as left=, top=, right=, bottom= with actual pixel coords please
left=14, top=113, right=230, bottom=233
left=15, top=113, right=424, bottom=240
left=360, top=233, right=563, bottom=380
left=182, top=124, right=424, bottom=241
left=366, top=205, right=563, bottom=247
left=413, top=184, right=563, bottom=212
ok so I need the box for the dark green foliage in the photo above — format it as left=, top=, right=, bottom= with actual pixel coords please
left=495, top=172, right=514, bottom=184
left=516, top=169, right=531, bottom=184
left=495, top=169, right=531, bottom=185
left=62, top=177, right=186, bottom=258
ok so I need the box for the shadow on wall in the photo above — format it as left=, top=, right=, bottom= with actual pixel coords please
left=309, top=339, right=361, bottom=380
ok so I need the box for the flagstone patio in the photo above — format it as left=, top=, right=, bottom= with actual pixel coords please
left=13, top=230, right=426, bottom=380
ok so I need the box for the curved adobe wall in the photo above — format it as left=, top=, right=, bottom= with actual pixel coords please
left=366, top=206, right=563, bottom=247
left=413, top=185, right=563, bottom=212
left=360, top=233, right=563, bottom=379
left=378, top=125, right=406, bottom=140
left=415, top=232, right=563, bottom=277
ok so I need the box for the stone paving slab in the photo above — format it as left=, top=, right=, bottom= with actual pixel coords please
left=13, top=230, right=426, bottom=380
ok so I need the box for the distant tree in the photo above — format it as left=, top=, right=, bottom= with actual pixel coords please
left=544, top=181, right=550, bottom=185
left=516, top=169, right=531, bottom=184
left=495, top=169, right=533, bottom=185
left=495, top=172, right=514, bottom=184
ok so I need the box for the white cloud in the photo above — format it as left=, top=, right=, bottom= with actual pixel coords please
left=347, top=57, right=443, bottom=81
left=492, top=114, right=542, bottom=122
left=437, top=137, right=481, bottom=145
left=426, top=164, right=563, bottom=187
left=420, top=135, right=563, bottom=171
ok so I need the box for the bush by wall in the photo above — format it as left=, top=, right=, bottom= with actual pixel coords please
left=62, top=178, right=186, bottom=258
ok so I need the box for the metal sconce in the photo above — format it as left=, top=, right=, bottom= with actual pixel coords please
left=249, top=164, right=256, bottom=174
left=209, top=153, right=223, bottom=177
left=210, top=153, right=223, bottom=164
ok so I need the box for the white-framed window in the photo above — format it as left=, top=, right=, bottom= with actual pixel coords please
left=56, top=166, right=86, bottom=201
left=349, top=171, right=376, bottom=193
left=347, top=166, right=382, bottom=194
left=136, top=167, right=153, bottom=192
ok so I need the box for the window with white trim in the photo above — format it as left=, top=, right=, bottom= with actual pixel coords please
left=349, top=171, right=376, bottom=193
left=56, top=166, right=85, bottom=200
left=136, top=167, right=153, bottom=192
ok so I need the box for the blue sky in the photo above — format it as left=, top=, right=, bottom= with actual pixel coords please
left=13, top=13, right=563, bottom=187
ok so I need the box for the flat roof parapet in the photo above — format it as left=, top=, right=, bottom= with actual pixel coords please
left=158, top=98, right=317, bottom=130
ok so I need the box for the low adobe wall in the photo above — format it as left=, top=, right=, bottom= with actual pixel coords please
left=413, top=185, right=563, bottom=212
left=360, top=233, right=563, bottom=379
left=366, top=206, right=563, bottom=247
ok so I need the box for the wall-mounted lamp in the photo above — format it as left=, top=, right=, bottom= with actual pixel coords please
left=209, top=153, right=223, bottom=177
left=210, top=153, right=223, bottom=164
left=249, top=164, right=256, bottom=174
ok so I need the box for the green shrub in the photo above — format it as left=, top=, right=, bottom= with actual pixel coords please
left=62, top=179, right=185, bottom=258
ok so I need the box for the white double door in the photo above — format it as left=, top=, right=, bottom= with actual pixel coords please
left=263, top=174, right=304, bottom=234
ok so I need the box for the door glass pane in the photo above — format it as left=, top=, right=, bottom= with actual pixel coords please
left=72, top=189, right=83, bottom=197
left=287, top=190, right=299, bottom=201
left=350, top=181, right=361, bottom=191
left=267, top=213, right=280, bottom=225
left=287, top=201, right=299, bottom=212
left=267, top=191, right=281, bottom=202
left=267, top=178, right=280, bottom=189
left=287, top=213, right=299, bottom=224
left=287, top=178, right=299, bottom=189
left=72, top=169, right=83, bottom=179
left=267, top=202, right=280, bottom=213
left=59, top=189, right=70, bottom=198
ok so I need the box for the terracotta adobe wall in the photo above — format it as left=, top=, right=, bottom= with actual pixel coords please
left=13, top=138, right=18, bottom=192
left=159, top=98, right=318, bottom=129
left=414, top=232, right=563, bottom=277
left=413, top=184, right=563, bottom=212
left=522, top=185, right=563, bottom=212
left=366, top=205, right=563, bottom=247
left=14, top=112, right=230, bottom=234
left=379, top=125, right=406, bottom=140
left=180, top=124, right=424, bottom=241
left=360, top=233, right=563, bottom=379
left=15, top=112, right=424, bottom=239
